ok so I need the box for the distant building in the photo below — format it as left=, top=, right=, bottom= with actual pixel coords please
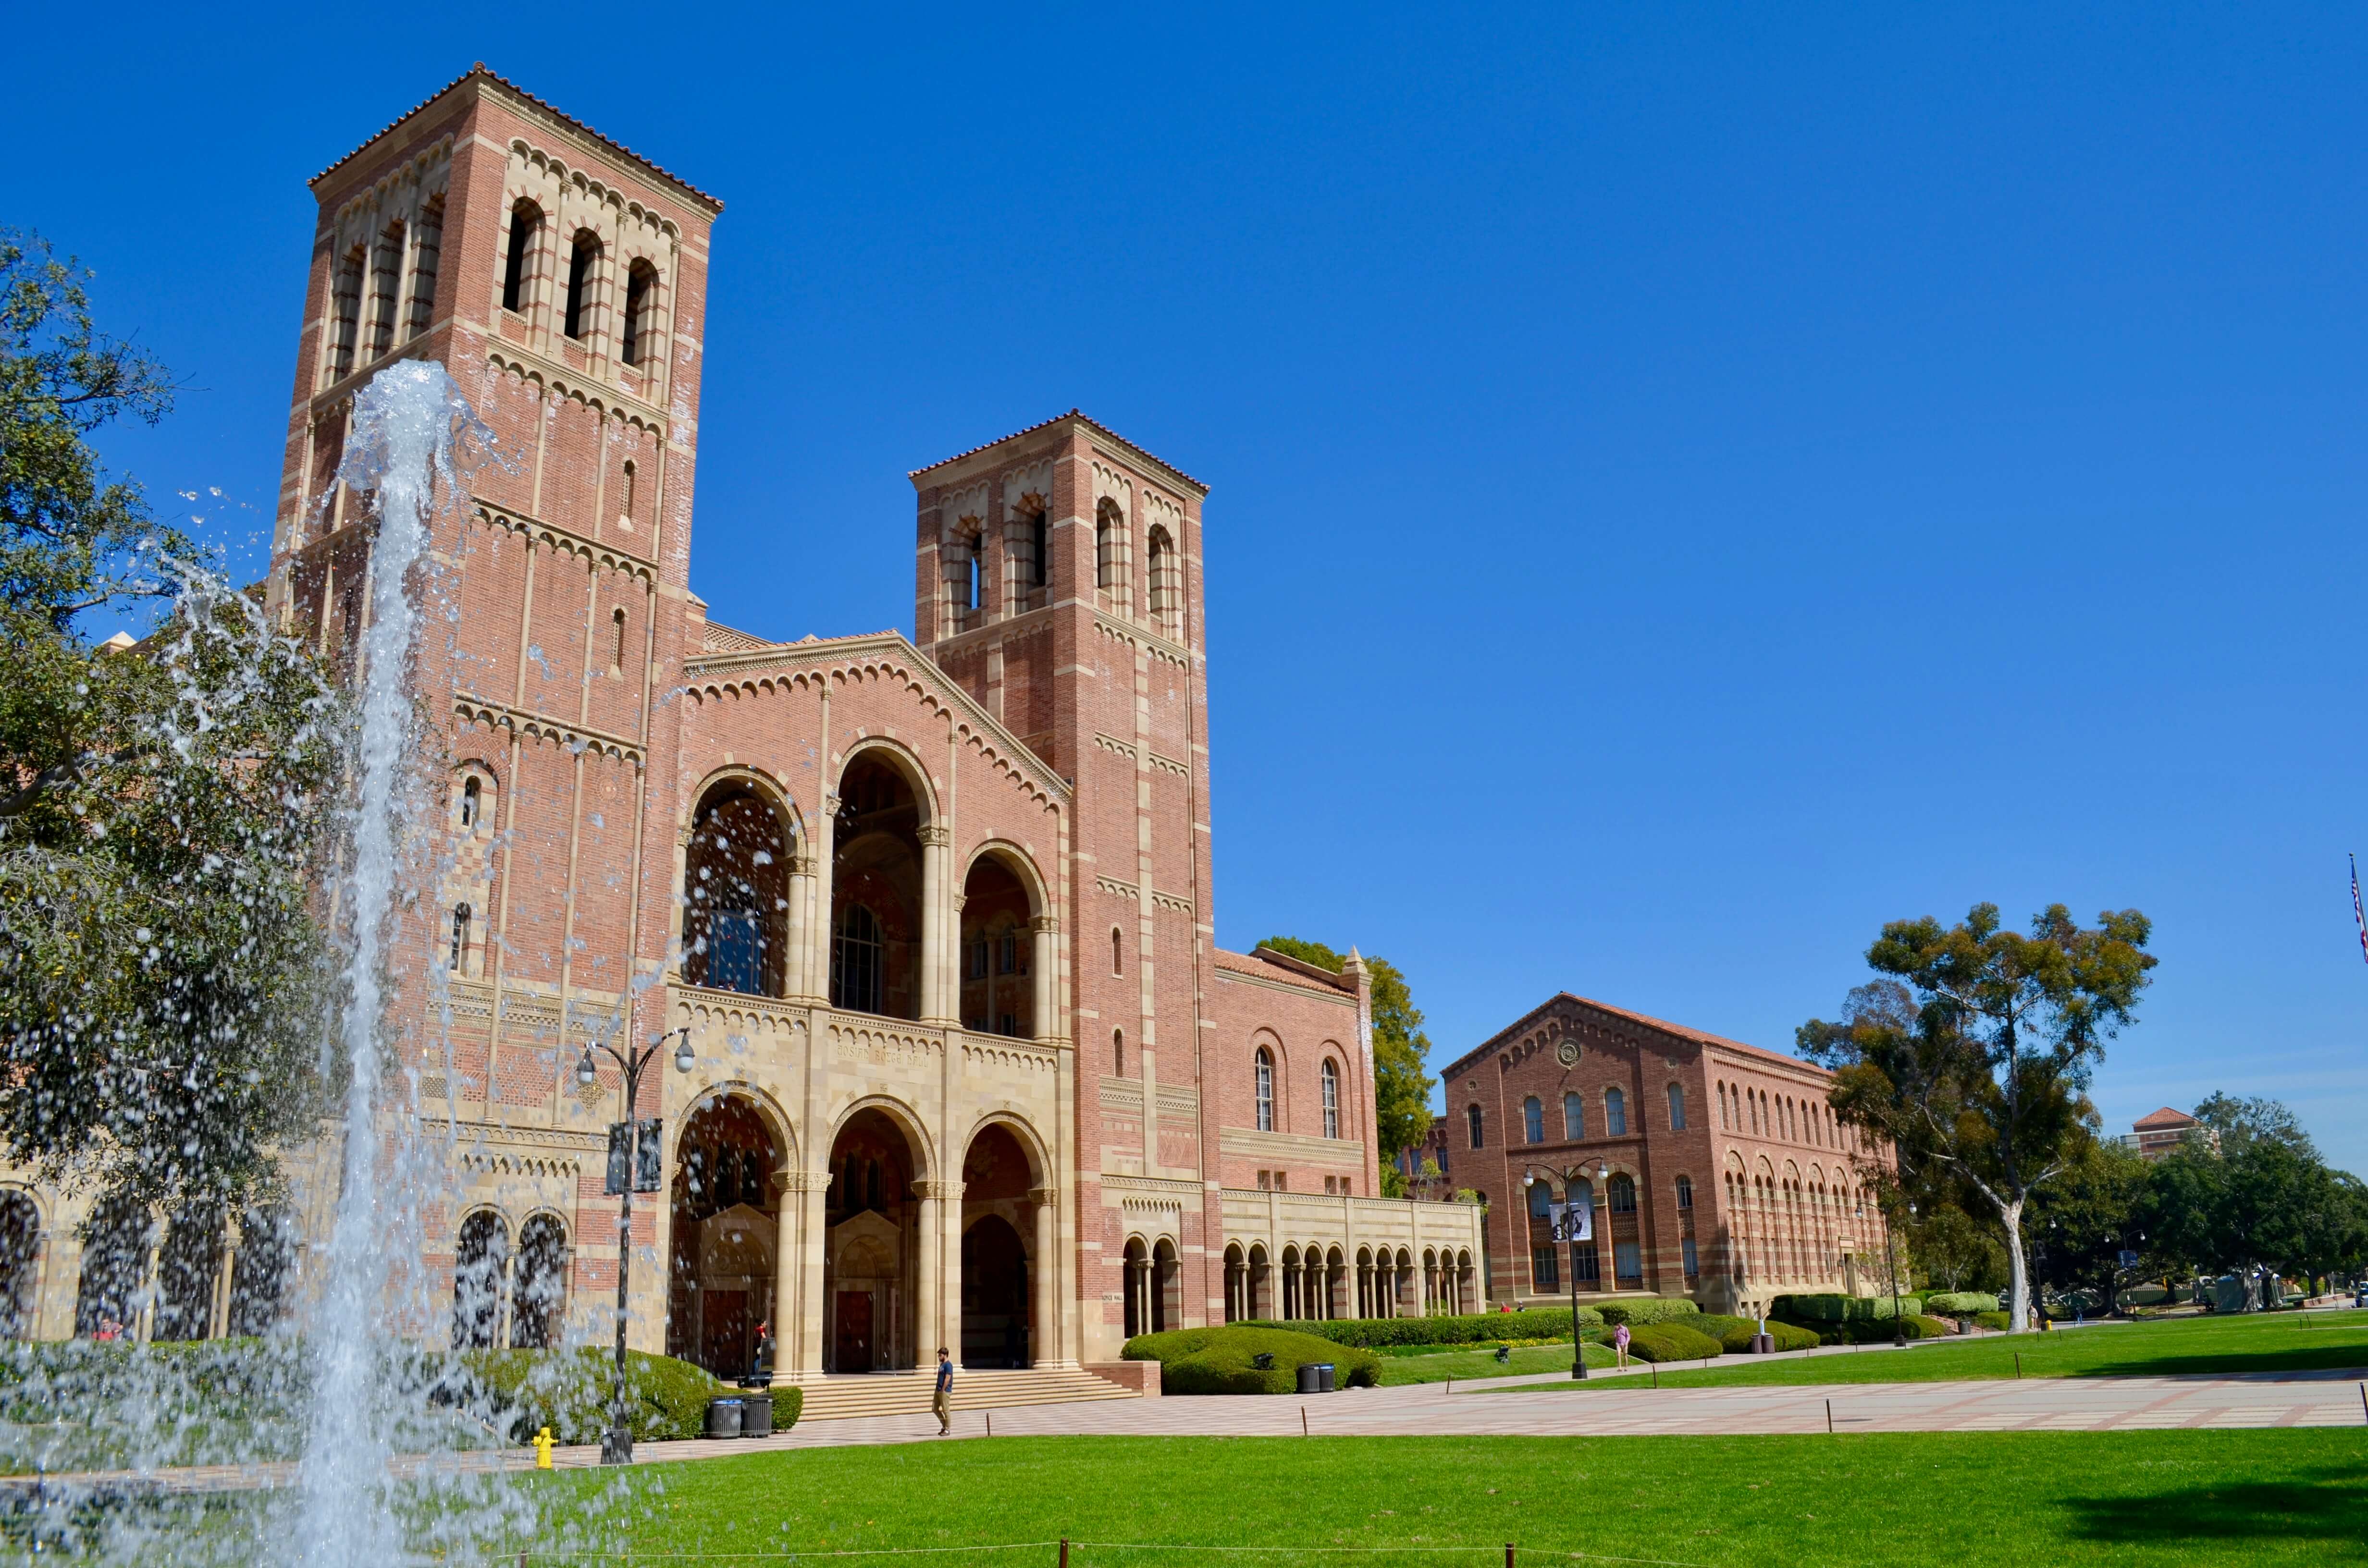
left=2126, top=1106, right=2209, bottom=1161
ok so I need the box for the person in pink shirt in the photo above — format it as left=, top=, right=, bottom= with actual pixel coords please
left=1613, top=1323, right=1631, bottom=1369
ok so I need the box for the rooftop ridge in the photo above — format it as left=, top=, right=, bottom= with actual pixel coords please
left=909, top=409, right=1208, bottom=495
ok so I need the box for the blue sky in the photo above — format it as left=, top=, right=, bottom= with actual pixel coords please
left=10, top=4, right=2367, bottom=1168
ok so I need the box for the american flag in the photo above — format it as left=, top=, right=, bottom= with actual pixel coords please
left=2352, top=854, right=2368, bottom=968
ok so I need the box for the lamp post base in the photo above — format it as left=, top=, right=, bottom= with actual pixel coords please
left=601, top=1425, right=633, bottom=1466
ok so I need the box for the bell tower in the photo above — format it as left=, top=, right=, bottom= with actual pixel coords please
left=910, top=414, right=1218, bottom=1354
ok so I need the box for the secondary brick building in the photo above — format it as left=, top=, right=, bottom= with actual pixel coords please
left=1442, top=993, right=1895, bottom=1317
left=0, top=67, right=1480, bottom=1375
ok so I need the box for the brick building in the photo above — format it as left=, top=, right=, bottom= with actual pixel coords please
left=0, top=68, right=1479, bottom=1374
left=2126, top=1106, right=2208, bottom=1161
left=1443, top=992, right=1895, bottom=1317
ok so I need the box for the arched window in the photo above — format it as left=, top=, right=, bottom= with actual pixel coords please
left=510, top=1214, right=567, bottom=1349
left=367, top=220, right=404, bottom=358
left=407, top=195, right=443, bottom=341
left=1675, top=1175, right=1694, bottom=1210
left=448, top=903, right=472, bottom=973
left=621, top=260, right=657, bottom=365
left=1113, top=1029, right=1125, bottom=1076
left=1563, top=1091, right=1585, bottom=1140
left=1527, top=1181, right=1552, bottom=1219
left=1466, top=1104, right=1484, bottom=1149
left=460, top=774, right=481, bottom=829
left=452, top=1211, right=507, bottom=1351
left=1254, top=1048, right=1275, bottom=1132
left=831, top=903, right=884, bottom=1014
left=1608, top=1174, right=1637, bottom=1213
left=1147, top=525, right=1178, bottom=634
left=330, top=244, right=365, bottom=382
left=620, top=459, right=637, bottom=527
left=1111, top=927, right=1123, bottom=976
left=1096, top=499, right=1122, bottom=593
left=610, top=607, right=628, bottom=674
left=1522, top=1096, right=1544, bottom=1145
left=501, top=201, right=541, bottom=315
left=1605, top=1088, right=1627, bottom=1137
left=1030, top=508, right=1049, bottom=588
left=1321, top=1060, right=1340, bottom=1139
left=1667, top=1083, right=1687, bottom=1130
left=564, top=231, right=601, bottom=341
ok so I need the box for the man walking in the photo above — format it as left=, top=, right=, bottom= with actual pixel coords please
left=933, top=1345, right=954, bottom=1434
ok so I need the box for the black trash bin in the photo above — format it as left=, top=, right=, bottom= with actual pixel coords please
left=740, top=1392, right=774, bottom=1438
left=1317, top=1363, right=1336, bottom=1393
left=1296, top=1362, right=1322, bottom=1394
left=705, top=1397, right=744, bottom=1439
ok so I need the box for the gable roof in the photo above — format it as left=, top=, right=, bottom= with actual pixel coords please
left=312, top=64, right=724, bottom=213
left=1438, top=991, right=1827, bottom=1082
left=2134, top=1106, right=2200, bottom=1130
left=908, top=410, right=1208, bottom=496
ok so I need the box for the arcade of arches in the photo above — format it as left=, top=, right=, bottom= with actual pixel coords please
left=1217, top=1242, right=1475, bottom=1324
left=668, top=1096, right=784, bottom=1379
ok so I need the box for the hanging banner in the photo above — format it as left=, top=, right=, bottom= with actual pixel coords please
left=1550, top=1199, right=1593, bottom=1243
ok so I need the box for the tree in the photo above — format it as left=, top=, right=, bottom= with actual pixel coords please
left=1259, top=935, right=1436, bottom=1196
left=1907, top=1201, right=2008, bottom=1294
left=1799, top=902, right=2156, bottom=1333
left=2025, top=1136, right=2149, bottom=1312
left=0, top=232, right=338, bottom=1212
left=2192, top=1092, right=2316, bottom=1158
left=2141, top=1095, right=2368, bottom=1298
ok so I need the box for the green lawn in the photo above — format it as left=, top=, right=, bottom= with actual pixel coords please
left=1377, top=1340, right=1615, bottom=1385
left=1499, top=1309, right=2368, bottom=1393
left=504, top=1431, right=2368, bottom=1566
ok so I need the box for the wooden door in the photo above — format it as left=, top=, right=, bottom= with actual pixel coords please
left=834, top=1290, right=873, bottom=1372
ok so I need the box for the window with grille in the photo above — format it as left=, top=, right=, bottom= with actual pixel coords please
left=1682, top=1237, right=1699, bottom=1279
left=1614, top=1242, right=1642, bottom=1286
left=1523, top=1096, right=1544, bottom=1144
left=1608, top=1175, right=1638, bottom=1213
left=1675, top=1176, right=1694, bottom=1211
left=1605, top=1088, right=1628, bottom=1137
left=831, top=904, right=883, bottom=1013
left=1667, top=1083, right=1687, bottom=1130
left=1321, top=1060, right=1340, bottom=1139
left=564, top=232, right=600, bottom=341
left=501, top=203, right=540, bottom=314
left=1564, top=1091, right=1584, bottom=1139
left=1255, top=1049, right=1275, bottom=1132
left=1467, top=1105, right=1484, bottom=1149
left=1531, top=1247, right=1559, bottom=1292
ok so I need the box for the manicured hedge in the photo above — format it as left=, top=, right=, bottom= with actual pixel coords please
left=451, top=1348, right=737, bottom=1444
left=1623, top=1323, right=1724, bottom=1362
left=1230, top=1306, right=1601, bottom=1350
left=1772, top=1292, right=1925, bottom=1323
left=1973, top=1311, right=2011, bottom=1331
left=1924, top=1291, right=2001, bottom=1315
left=1122, top=1326, right=1382, bottom=1394
left=1691, top=1313, right=1819, bottom=1353
left=1595, top=1298, right=1702, bottom=1327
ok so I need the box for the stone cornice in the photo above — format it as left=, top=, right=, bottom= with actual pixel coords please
left=473, top=498, right=656, bottom=581
left=454, top=693, right=643, bottom=765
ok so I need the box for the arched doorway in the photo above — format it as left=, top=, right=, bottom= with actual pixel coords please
left=683, top=783, right=790, bottom=996
left=511, top=1213, right=569, bottom=1348
left=154, top=1202, right=225, bottom=1342
left=1122, top=1237, right=1150, bottom=1338
left=823, top=1107, right=920, bottom=1371
left=453, top=1212, right=508, bottom=1350
left=1152, top=1240, right=1179, bottom=1332
left=1223, top=1244, right=1246, bottom=1323
left=667, top=1096, right=782, bottom=1379
left=831, top=755, right=924, bottom=1019
left=960, top=1122, right=1037, bottom=1367
left=227, top=1205, right=296, bottom=1338
left=0, top=1194, right=38, bottom=1339
left=958, top=856, right=1036, bottom=1038
left=74, top=1196, right=150, bottom=1339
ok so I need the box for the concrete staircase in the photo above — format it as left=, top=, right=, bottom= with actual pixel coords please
left=792, top=1366, right=1142, bottom=1423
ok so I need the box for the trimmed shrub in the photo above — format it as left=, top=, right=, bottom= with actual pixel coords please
left=1624, top=1323, right=1724, bottom=1362
left=1924, top=1291, right=2001, bottom=1315
left=1772, top=1292, right=1924, bottom=1326
left=1905, top=1314, right=1954, bottom=1340
left=453, top=1348, right=728, bottom=1444
left=1691, top=1313, right=1818, bottom=1353
left=1229, top=1306, right=1600, bottom=1350
left=1596, top=1298, right=1702, bottom=1327
left=1973, top=1311, right=2010, bottom=1331
left=1122, top=1326, right=1381, bottom=1394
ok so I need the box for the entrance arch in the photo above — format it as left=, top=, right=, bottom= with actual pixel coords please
left=666, top=1096, right=783, bottom=1378
left=0, top=1193, right=38, bottom=1340
left=683, top=780, right=792, bottom=997
left=824, top=1106, right=924, bottom=1371
left=958, top=1120, right=1045, bottom=1366
left=831, top=753, right=926, bottom=1019
left=452, top=1211, right=507, bottom=1350
left=960, top=1216, right=1026, bottom=1367
left=958, top=854, right=1039, bottom=1039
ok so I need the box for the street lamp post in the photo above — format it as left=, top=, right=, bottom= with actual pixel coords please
left=1524, top=1158, right=1609, bottom=1380
left=578, top=1025, right=697, bottom=1465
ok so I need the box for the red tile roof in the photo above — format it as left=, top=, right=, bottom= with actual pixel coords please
left=2134, top=1106, right=2199, bottom=1130
left=1442, top=991, right=1829, bottom=1080
left=1214, top=947, right=1352, bottom=997
left=311, top=64, right=724, bottom=212
left=908, top=410, right=1208, bottom=494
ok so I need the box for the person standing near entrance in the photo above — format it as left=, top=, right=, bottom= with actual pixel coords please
left=933, top=1346, right=953, bottom=1434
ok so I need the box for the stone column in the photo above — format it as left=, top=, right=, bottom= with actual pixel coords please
left=1029, top=1186, right=1060, bottom=1366
left=771, top=1172, right=811, bottom=1380
left=785, top=854, right=817, bottom=1000
left=918, top=825, right=954, bottom=1025
left=811, top=780, right=839, bottom=1009
left=798, top=1171, right=828, bottom=1376
left=1030, top=914, right=1059, bottom=1042
left=209, top=1215, right=241, bottom=1342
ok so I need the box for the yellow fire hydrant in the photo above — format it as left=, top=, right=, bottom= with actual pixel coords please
left=533, top=1426, right=556, bottom=1471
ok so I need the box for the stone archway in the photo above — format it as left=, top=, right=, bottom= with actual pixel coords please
left=959, top=1121, right=1039, bottom=1367
left=824, top=1107, right=924, bottom=1372
left=667, top=1096, right=782, bottom=1379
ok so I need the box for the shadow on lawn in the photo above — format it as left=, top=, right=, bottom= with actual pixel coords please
left=2073, top=1349, right=2368, bottom=1378
left=2062, top=1460, right=2368, bottom=1547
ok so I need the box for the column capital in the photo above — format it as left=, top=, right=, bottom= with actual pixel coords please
left=776, top=1170, right=828, bottom=1193
left=1029, top=914, right=1059, bottom=934
left=789, top=854, right=819, bottom=877
left=913, top=1179, right=966, bottom=1200
left=918, top=823, right=953, bottom=848
left=1027, top=1186, right=1059, bottom=1207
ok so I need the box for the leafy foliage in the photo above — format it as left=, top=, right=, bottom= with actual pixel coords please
left=1623, top=1322, right=1723, bottom=1361
left=1594, top=1297, right=1703, bottom=1326
left=1229, top=1305, right=1603, bottom=1348
left=1908, top=1200, right=2010, bottom=1293
left=448, top=1348, right=740, bottom=1444
left=0, top=232, right=337, bottom=1211
left=1120, top=1325, right=1381, bottom=1393
left=1798, top=902, right=2156, bottom=1332
left=1258, top=936, right=1436, bottom=1182
left=2140, top=1098, right=2368, bottom=1287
